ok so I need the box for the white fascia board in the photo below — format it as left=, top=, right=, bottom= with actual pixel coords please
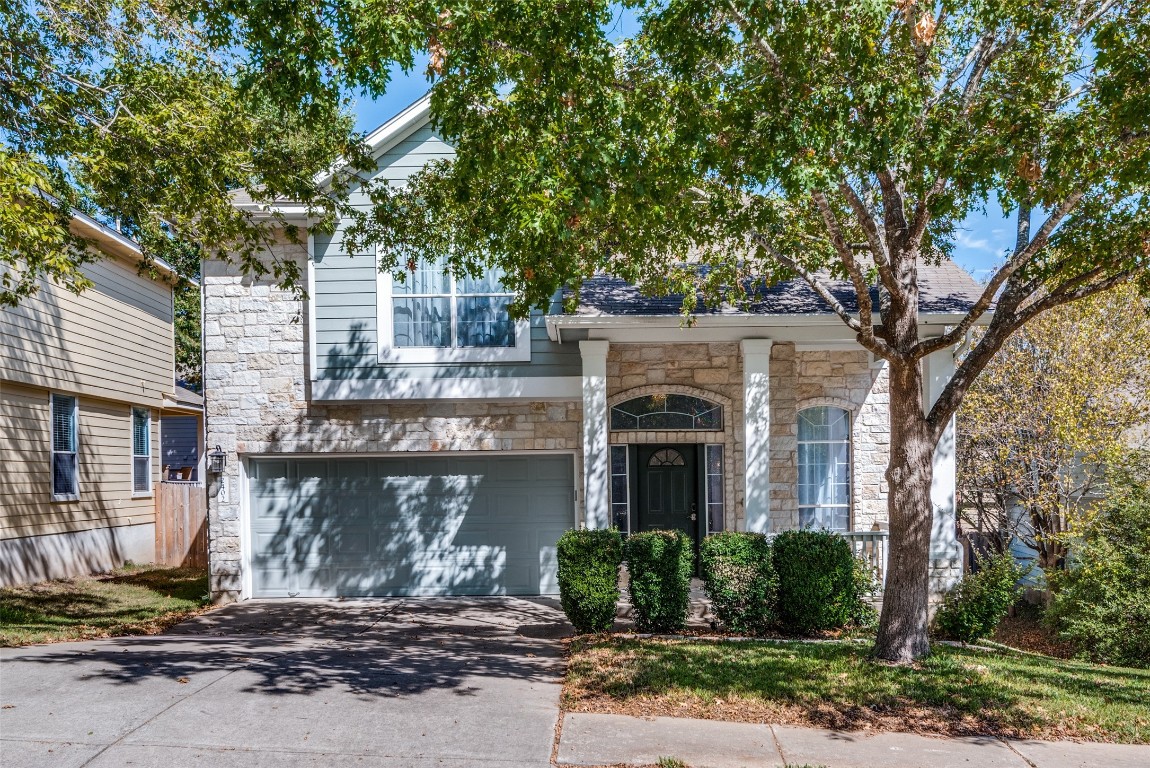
left=545, top=311, right=987, bottom=343
left=315, top=94, right=433, bottom=190
left=65, top=209, right=180, bottom=281
left=233, top=94, right=435, bottom=219
left=310, top=375, right=581, bottom=402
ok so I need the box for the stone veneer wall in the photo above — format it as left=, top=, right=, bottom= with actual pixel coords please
left=202, top=241, right=581, bottom=602
left=605, top=343, right=745, bottom=531
left=767, top=344, right=891, bottom=533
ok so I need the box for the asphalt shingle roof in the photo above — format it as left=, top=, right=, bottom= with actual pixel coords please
left=572, top=260, right=984, bottom=317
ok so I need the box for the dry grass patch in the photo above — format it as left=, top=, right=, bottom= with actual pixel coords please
left=0, top=565, right=211, bottom=646
left=564, top=636, right=1150, bottom=744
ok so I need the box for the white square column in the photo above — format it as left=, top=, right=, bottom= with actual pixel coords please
left=580, top=340, right=611, bottom=529
left=924, top=346, right=962, bottom=590
left=741, top=339, right=773, bottom=533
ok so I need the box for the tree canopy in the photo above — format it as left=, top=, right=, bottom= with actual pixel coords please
left=10, top=0, right=1149, bottom=662
left=0, top=0, right=368, bottom=306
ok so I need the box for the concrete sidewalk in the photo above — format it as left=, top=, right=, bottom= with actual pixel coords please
left=556, top=712, right=1150, bottom=768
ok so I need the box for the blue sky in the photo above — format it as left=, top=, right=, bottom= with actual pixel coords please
left=351, top=31, right=1011, bottom=287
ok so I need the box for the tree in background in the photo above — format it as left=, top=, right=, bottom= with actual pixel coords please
left=958, top=284, right=1150, bottom=570
left=0, top=0, right=371, bottom=307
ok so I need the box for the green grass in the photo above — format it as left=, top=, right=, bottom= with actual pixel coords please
left=564, top=637, right=1150, bottom=743
left=0, top=565, right=210, bottom=646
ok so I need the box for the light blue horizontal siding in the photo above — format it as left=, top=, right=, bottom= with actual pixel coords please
left=311, top=123, right=582, bottom=385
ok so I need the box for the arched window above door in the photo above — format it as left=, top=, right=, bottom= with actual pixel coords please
left=610, top=394, right=723, bottom=431
left=647, top=448, right=686, bottom=467
left=797, top=406, right=852, bottom=532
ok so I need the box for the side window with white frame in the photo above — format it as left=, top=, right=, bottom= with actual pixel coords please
left=51, top=393, right=79, bottom=500
left=378, top=253, right=531, bottom=363
left=797, top=406, right=852, bottom=532
left=132, top=407, right=151, bottom=494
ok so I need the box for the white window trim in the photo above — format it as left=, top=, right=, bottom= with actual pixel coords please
left=131, top=407, right=152, bottom=497
left=796, top=406, right=853, bottom=532
left=50, top=392, right=80, bottom=502
left=375, top=249, right=531, bottom=364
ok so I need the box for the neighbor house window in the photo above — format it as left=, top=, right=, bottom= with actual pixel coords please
left=51, top=394, right=78, bottom=500
left=132, top=407, right=151, bottom=494
left=797, top=406, right=851, bottom=532
left=378, top=254, right=530, bottom=363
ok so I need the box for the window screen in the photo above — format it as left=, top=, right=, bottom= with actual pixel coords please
left=51, top=394, right=78, bottom=498
left=132, top=407, right=151, bottom=493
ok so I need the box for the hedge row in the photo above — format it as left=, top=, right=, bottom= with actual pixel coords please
left=556, top=528, right=877, bottom=635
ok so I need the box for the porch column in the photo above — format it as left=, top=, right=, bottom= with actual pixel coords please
left=924, top=346, right=962, bottom=591
left=580, top=340, right=611, bottom=529
left=741, top=339, right=774, bottom=533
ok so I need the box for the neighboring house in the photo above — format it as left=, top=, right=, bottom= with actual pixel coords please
left=0, top=212, right=179, bottom=586
left=206, top=96, right=979, bottom=602
left=161, top=385, right=204, bottom=481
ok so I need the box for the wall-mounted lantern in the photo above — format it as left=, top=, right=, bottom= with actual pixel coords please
left=207, top=445, right=227, bottom=475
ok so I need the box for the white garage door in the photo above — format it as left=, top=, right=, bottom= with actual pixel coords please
left=248, top=454, right=575, bottom=597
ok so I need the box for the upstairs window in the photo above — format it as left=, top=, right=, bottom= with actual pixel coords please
left=51, top=394, right=79, bottom=500
left=132, top=407, right=151, bottom=494
left=378, top=254, right=530, bottom=363
left=797, top=406, right=851, bottom=532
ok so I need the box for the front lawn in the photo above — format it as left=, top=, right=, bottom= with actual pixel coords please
left=0, top=565, right=211, bottom=646
left=564, top=637, right=1150, bottom=743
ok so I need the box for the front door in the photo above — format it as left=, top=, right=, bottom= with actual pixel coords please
left=636, top=445, right=699, bottom=553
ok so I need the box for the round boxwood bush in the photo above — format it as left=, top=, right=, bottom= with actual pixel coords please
left=556, top=528, right=624, bottom=633
left=623, top=530, right=693, bottom=633
left=934, top=550, right=1025, bottom=644
left=772, top=529, right=863, bottom=634
left=700, top=532, right=777, bottom=634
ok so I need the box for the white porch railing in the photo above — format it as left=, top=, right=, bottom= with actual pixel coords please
left=841, top=530, right=889, bottom=587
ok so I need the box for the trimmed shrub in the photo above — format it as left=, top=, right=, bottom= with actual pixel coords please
left=772, top=530, right=865, bottom=634
left=934, top=550, right=1026, bottom=644
left=700, top=532, right=777, bottom=634
left=624, top=530, right=693, bottom=633
left=556, top=528, right=624, bottom=634
left=1046, top=478, right=1150, bottom=668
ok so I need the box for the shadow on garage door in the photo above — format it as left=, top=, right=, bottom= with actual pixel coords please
left=248, top=453, right=576, bottom=597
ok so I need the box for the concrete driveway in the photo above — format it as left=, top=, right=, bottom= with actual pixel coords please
left=0, top=598, right=572, bottom=767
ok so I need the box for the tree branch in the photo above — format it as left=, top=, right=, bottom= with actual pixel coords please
left=757, top=235, right=894, bottom=358
left=725, top=1, right=785, bottom=83
left=926, top=269, right=1137, bottom=440
left=913, top=189, right=1085, bottom=357
left=811, top=189, right=880, bottom=349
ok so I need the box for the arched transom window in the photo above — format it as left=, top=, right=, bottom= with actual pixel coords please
left=610, top=394, right=723, bottom=431
left=797, top=406, right=851, bottom=532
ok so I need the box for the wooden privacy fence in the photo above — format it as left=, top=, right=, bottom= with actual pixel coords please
left=156, top=480, right=208, bottom=568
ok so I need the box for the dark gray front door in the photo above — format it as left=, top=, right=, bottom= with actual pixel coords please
left=636, top=446, right=698, bottom=546
left=248, top=454, right=575, bottom=598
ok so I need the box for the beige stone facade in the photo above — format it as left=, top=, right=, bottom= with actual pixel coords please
left=203, top=239, right=954, bottom=603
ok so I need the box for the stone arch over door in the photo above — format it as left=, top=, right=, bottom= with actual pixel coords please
left=606, top=384, right=738, bottom=533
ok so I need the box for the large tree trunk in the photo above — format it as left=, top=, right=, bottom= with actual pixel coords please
left=873, top=359, right=937, bottom=662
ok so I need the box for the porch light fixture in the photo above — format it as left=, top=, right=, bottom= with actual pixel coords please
left=208, top=445, right=227, bottom=475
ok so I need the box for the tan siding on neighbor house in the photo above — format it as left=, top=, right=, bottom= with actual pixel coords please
left=0, top=256, right=174, bottom=408
left=0, top=382, right=161, bottom=540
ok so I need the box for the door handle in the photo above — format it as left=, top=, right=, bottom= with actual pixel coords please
left=690, top=513, right=698, bottom=521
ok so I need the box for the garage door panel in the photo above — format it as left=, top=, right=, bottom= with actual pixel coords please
left=249, top=454, right=574, bottom=597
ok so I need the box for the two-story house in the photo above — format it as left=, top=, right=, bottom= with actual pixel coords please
left=0, top=212, right=180, bottom=586
left=205, top=96, right=980, bottom=602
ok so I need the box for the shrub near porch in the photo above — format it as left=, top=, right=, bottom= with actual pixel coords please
left=563, top=637, right=1150, bottom=743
